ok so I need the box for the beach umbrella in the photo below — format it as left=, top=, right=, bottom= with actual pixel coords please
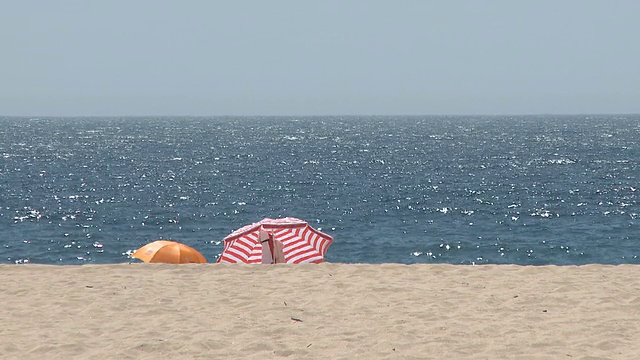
left=217, top=217, right=333, bottom=264
left=132, top=240, right=207, bottom=264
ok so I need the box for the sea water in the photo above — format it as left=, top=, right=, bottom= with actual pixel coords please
left=1, top=115, right=638, bottom=265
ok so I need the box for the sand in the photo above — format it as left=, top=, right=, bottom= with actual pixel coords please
left=2, top=263, right=640, bottom=359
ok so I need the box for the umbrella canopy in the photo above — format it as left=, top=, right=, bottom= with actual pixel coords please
left=217, top=217, right=333, bottom=264
left=132, top=240, right=207, bottom=264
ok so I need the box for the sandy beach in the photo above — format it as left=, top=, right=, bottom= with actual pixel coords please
left=2, top=263, right=640, bottom=359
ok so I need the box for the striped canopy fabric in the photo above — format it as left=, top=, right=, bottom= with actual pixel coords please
left=217, top=217, right=333, bottom=264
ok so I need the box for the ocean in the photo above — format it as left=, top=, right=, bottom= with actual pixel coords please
left=1, top=115, right=638, bottom=265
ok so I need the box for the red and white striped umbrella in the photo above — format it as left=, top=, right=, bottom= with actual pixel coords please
left=217, top=217, right=333, bottom=264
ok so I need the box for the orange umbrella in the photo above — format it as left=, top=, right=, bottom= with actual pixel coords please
left=132, top=240, right=207, bottom=264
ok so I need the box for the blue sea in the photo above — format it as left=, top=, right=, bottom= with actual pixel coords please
left=1, top=115, right=638, bottom=265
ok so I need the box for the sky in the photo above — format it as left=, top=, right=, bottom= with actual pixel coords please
left=1, top=0, right=639, bottom=116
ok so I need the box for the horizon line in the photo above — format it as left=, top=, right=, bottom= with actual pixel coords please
left=2, top=112, right=639, bottom=118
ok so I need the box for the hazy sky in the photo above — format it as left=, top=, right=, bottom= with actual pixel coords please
left=2, top=0, right=638, bottom=116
